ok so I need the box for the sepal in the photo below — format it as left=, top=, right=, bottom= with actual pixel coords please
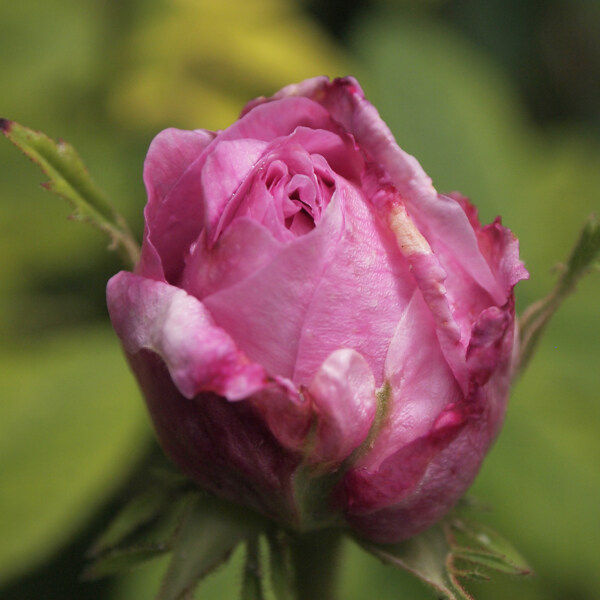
left=358, top=500, right=531, bottom=600
left=85, top=470, right=264, bottom=599
left=157, top=494, right=263, bottom=600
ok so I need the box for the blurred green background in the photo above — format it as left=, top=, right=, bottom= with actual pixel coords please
left=1, top=0, right=599, bottom=598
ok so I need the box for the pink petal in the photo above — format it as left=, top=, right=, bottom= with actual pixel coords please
left=107, top=271, right=267, bottom=400
left=200, top=138, right=268, bottom=243
left=252, top=350, right=377, bottom=467
left=306, top=349, right=377, bottom=465
left=129, top=351, right=300, bottom=523
left=345, top=291, right=464, bottom=496
left=202, top=176, right=414, bottom=386
left=140, top=127, right=216, bottom=282
left=182, top=217, right=283, bottom=300
left=259, top=77, right=523, bottom=305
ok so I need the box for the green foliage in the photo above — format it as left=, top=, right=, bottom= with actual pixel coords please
left=0, top=328, right=149, bottom=585
left=108, top=0, right=355, bottom=132
left=1, top=0, right=598, bottom=599
left=519, top=214, right=600, bottom=372
left=1, top=120, right=139, bottom=268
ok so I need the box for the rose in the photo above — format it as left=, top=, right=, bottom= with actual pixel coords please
left=107, top=76, right=528, bottom=543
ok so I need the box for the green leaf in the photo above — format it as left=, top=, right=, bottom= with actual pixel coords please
left=0, top=119, right=139, bottom=267
left=518, top=213, right=600, bottom=373
left=0, top=327, right=149, bottom=585
left=85, top=471, right=197, bottom=580
left=157, top=494, right=263, bottom=600
left=84, top=493, right=190, bottom=580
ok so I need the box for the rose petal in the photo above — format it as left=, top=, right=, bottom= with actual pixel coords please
left=182, top=217, right=283, bottom=300
left=262, top=77, right=524, bottom=306
left=353, top=291, right=464, bottom=476
left=107, top=271, right=267, bottom=400
left=307, top=349, right=377, bottom=465
left=130, top=351, right=300, bottom=523
left=140, top=127, right=216, bottom=282
left=200, top=138, right=269, bottom=243
left=202, top=189, right=345, bottom=379
left=252, top=349, right=377, bottom=467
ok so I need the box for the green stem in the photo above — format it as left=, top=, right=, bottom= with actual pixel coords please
left=290, top=529, right=343, bottom=600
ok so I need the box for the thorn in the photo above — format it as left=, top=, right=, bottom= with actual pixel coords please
left=0, top=118, right=12, bottom=133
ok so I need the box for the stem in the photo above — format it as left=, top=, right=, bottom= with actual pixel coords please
left=290, top=529, right=343, bottom=600
left=518, top=213, right=600, bottom=376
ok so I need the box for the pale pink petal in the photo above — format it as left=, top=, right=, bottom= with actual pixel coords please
left=290, top=181, right=414, bottom=387
left=306, top=349, right=377, bottom=465
left=107, top=271, right=267, bottom=400
left=252, top=350, right=377, bottom=467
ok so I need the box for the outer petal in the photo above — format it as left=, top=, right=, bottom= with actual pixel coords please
left=258, top=77, right=525, bottom=306
left=128, top=351, right=300, bottom=523
left=107, top=271, right=267, bottom=400
left=139, top=127, right=216, bottom=282
left=253, top=349, right=377, bottom=468
left=306, top=349, right=377, bottom=465
left=341, top=291, right=465, bottom=507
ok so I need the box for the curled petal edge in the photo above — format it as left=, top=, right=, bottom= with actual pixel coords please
left=106, top=271, right=268, bottom=400
left=253, top=349, right=378, bottom=468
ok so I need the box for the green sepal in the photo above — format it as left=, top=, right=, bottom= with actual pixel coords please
left=359, top=504, right=531, bottom=600
left=83, top=546, right=169, bottom=580
left=519, top=213, right=600, bottom=373
left=89, top=487, right=174, bottom=557
left=84, top=486, right=191, bottom=579
left=241, top=537, right=265, bottom=600
left=266, top=530, right=294, bottom=600
left=156, top=493, right=264, bottom=600
left=0, top=119, right=139, bottom=267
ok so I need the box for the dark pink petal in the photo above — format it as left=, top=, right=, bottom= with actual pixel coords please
left=466, top=304, right=513, bottom=386
left=341, top=414, right=490, bottom=542
left=107, top=271, right=267, bottom=400
left=129, top=351, right=300, bottom=523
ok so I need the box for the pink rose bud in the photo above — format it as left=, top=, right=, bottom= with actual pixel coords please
left=107, top=77, right=528, bottom=542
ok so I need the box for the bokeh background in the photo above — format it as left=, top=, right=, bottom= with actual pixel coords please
left=1, top=0, right=599, bottom=598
